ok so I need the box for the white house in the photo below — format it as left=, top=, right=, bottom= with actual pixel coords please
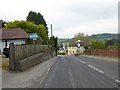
left=0, top=28, right=28, bottom=53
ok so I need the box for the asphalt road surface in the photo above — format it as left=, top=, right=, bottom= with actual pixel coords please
left=39, top=55, right=119, bottom=88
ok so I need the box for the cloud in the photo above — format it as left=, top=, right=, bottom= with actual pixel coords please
left=0, top=0, right=119, bottom=38
left=53, top=17, right=118, bottom=38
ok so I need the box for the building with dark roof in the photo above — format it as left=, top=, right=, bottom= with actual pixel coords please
left=0, top=28, right=28, bottom=53
left=67, top=40, right=85, bottom=55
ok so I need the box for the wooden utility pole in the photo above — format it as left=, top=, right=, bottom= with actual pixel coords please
left=50, top=24, right=53, bottom=45
left=51, top=24, right=54, bottom=57
left=51, top=24, right=53, bottom=37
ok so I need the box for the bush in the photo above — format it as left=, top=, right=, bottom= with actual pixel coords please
left=74, top=53, right=80, bottom=56
left=90, top=41, right=106, bottom=49
left=57, top=52, right=65, bottom=55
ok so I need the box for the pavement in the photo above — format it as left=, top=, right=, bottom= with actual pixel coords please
left=39, top=55, right=119, bottom=88
left=2, top=56, right=57, bottom=88
left=0, top=54, right=2, bottom=89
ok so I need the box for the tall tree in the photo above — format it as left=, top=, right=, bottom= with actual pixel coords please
left=49, top=36, right=59, bottom=56
left=0, top=20, right=6, bottom=28
left=26, top=11, right=48, bottom=34
left=72, top=32, right=91, bottom=48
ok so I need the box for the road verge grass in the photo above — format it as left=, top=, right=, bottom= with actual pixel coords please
left=1, top=55, right=9, bottom=70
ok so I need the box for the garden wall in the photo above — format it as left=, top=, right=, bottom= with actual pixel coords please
left=85, top=48, right=120, bottom=58
left=9, top=43, right=54, bottom=71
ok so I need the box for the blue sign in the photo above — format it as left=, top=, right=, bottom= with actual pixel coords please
left=29, top=33, right=38, bottom=40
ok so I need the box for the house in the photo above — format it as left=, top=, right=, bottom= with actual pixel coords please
left=0, top=28, right=28, bottom=53
left=67, top=40, right=85, bottom=55
left=67, top=45, right=85, bottom=55
left=68, top=46, right=77, bottom=55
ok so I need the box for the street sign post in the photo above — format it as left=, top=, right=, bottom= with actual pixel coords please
left=29, top=33, right=38, bottom=44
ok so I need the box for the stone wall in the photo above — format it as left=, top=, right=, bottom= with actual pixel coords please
left=9, top=43, right=54, bottom=71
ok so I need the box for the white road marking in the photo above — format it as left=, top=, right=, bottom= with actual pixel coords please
left=80, top=61, right=86, bottom=64
left=48, top=67, right=51, bottom=71
left=75, top=58, right=86, bottom=64
left=88, top=65, right=104, bottom=73
left=116, top=80, right=120, bottom=83
left=38, top=60, right=56, bottom=86
left=75, top=58, right=79, bottom=60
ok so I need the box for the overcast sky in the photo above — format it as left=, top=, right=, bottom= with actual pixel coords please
left=0, top=0, right=119, bottom=38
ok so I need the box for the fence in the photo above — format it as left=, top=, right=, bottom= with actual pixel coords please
left=9, top=43, right=54, bottom=71
left=85, top=48, right=120, bottom=58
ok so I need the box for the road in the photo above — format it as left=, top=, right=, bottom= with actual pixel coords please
left=39, top=55, right=119, bottom=88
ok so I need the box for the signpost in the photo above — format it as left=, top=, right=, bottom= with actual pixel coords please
left=29, top=33, right=38, bottom=44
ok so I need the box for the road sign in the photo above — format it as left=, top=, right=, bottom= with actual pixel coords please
left=29, top=33, right=38, bottom=40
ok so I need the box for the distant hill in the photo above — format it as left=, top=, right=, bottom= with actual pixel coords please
left=90, top=33, right=119, bottom=42
left=58, top=38, right=72, bottom=45
left=58, top=33, right=119, bottom=45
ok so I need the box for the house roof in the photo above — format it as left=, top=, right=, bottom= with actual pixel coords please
left=69, top=42, right=83, bottom=47
left=1, top=28, right=28, bottom=40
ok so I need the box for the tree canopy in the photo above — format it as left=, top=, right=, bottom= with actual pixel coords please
left=49, top=36, right=59, bottom=56
left=72, top=32, right=91, bottom=47
left=90, top=40, right=106, bottom=49
left=0, top=20, right=6, bottom=28
left=26, top=11, right=48, bottom=34
left=5, top=20, right=48, bottom=43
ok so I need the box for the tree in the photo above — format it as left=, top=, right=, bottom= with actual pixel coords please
left=37, top=24, right=48, bottom=44
left=0, top=20, right=6, bottom=28
left=49, top=36, right=59, bottom=56
left=5, top=20, right=37, bottom=33
left=5, top=20, right=48, bottom=43
left=105, top=39, right=118, bottom=46
left=90, top=40, right=106, bottom=49
left=72, top=32, right=91, bottom=48
left=105, top=39, right=120, bottom=48
left=26, top=11, right=48, bottom=34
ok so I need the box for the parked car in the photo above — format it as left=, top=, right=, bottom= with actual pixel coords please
left=3, top=48, right=10, bottom=58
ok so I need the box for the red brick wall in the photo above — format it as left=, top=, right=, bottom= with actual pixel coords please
left=86, top=48, right=120, bottom=58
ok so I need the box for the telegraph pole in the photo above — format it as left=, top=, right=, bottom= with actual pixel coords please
left=51, top=24, right=53, bottom=37
left=50, top=24, right=53, bottom=45
left=50, top=24, right=54, bottom=57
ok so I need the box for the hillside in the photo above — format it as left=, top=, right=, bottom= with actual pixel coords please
left=58, top=38, right=72, bottom=45
left=58, top=33, right=119, bottom=45
left=90, top=33, right=119, bottom=42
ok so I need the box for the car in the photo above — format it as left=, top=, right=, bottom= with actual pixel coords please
left=3, top=48, right=10, bottom=58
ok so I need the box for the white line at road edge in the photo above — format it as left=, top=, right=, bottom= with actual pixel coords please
left=38, top=60, right=56, bottom=86
left=88, top=65, right=104, bottom=74
left=116, top=80, right=120, bottom=83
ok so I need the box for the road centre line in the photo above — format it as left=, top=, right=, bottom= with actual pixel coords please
left=88, top=65, right=104, bottom=74
left=75, top=58, right=104, bottom=74
left=75, top=58, right=119, bottom=84
left=116, top=80, right=120, bottom=83
left=79, top=61, right=86, bottom=64
left=75, top=58, right=86, bottom=64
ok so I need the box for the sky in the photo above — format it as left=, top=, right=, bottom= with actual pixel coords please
left=0, top=0, right=119, bottom=38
